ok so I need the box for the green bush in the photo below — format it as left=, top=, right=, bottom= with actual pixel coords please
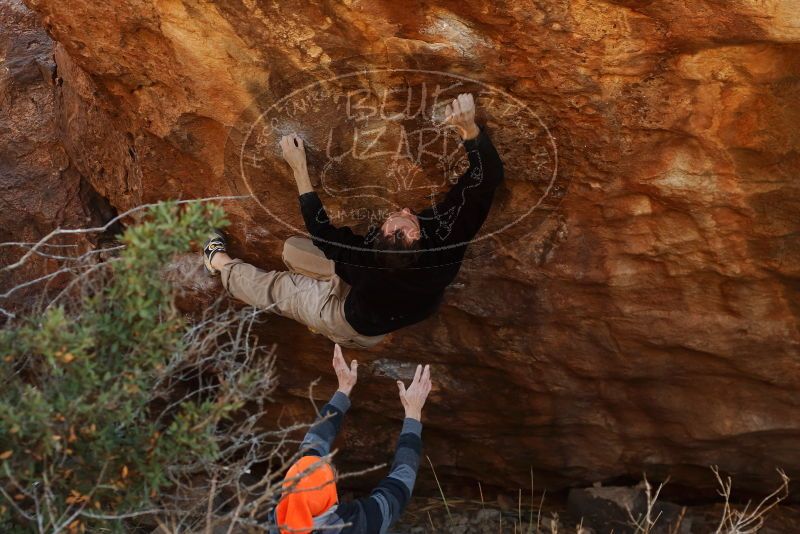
left=0, top=202, right=281, bottom=533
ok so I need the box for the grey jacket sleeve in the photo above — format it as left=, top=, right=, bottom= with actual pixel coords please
left=300, top=391, right=351, bottom=457
left=361, top=418, right=423, bottom=533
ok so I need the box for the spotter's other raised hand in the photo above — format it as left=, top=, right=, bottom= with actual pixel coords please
left=397, top=364, right=432, bottom=422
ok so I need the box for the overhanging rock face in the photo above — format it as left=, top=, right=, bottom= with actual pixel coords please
left=17, top=0, right=800, bottom=495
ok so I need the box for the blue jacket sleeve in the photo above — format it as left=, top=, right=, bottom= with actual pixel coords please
left=359, top=418, right=423, bottom=533
left=300, top=391, right=351, bottom=457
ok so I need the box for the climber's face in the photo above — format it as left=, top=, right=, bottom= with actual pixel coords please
left=381, top=208, right=421, bottom=244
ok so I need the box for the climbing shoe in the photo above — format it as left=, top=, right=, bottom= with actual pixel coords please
left=203, top=229, right=227, bottom=276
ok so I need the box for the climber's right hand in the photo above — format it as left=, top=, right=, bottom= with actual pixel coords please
left=397, top=364, right=432, bottom=422
left=280, top=133, right=307, bottom=174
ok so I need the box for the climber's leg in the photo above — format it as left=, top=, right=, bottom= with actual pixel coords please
left=282, top=236, right=335, bottom=280
left=210, top=251, right=234, bottom=272
left=219, top=260, right=384, bottom=349
left=316, top=275, right=387, bottom=349
left=220, top=259, right=315, bottom=319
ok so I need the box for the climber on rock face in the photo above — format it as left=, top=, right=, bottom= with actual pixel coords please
left=266, top=343, right=431, bottom=534
left=203, top=92, right=504, bottom=348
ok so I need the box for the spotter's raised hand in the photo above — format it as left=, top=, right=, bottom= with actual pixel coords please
left=332, top=344, right=358, bottom=396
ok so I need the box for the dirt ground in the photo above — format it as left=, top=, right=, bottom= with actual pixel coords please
left=390, top=497, right=800, bottom=533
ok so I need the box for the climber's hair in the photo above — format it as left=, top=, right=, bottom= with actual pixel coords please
left=373, top=229, right=421, bottom=269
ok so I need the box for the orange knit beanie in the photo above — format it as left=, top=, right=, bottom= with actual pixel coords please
left=276, top=456, right=338, bottom=534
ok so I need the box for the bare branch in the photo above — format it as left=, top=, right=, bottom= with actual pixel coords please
left=1, top=195, right=248, bottom=274
left=713, top=466, right=790, bottom=534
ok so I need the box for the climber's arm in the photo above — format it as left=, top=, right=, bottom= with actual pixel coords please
left=425, top=94, right=504, bottom=244
left=299, top=345, right=357, bottom=457
left=431, top=126, right=504, bottom=243
left=297, top=192, right=382, bottom=270
left=280, top=133, right=314, bottom=195
left=291, top=161, right=314, bottom=196
left=280, top=133, right=370, bottom=264
left=357, top=365, right=431, bottom=532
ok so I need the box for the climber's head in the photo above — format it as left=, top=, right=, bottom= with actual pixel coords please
left=374, top=208, right=421, bottom=268
left=382, top=208, right=421, bottom=242
left=275, top=456, right=338, bottom=534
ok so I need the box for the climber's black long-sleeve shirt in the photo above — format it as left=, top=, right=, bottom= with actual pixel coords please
left=298, top=127, right=504, bottom=336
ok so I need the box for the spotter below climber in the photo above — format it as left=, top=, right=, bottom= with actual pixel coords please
left=203, top=93, right=504, bottom=348
left=264, top=344, right=431, bottom=533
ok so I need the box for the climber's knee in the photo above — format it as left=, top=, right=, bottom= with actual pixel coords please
left=282, top=236, right=335, bottom=280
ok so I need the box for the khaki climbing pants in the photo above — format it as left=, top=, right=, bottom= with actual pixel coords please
left=220, top=236, right=386, bottom=349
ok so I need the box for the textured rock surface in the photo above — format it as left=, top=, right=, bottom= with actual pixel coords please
left=0, top=0, right=100, bottom=311
left=9, top=0, right=800, bottom=497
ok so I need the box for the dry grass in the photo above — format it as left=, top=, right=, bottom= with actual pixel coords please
left=415, top=463, right=791, bottom=534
